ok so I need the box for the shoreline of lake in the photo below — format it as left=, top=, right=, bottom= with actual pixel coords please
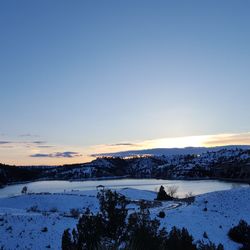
left=1, top=175, right=249, bottom=189
left=0, top=178, right=249, bottom=199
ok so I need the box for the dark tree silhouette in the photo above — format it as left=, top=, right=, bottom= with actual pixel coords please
left=126, top=201, right=166, bottom=250
left=228, top=220, right=250, bottom=249
left=62, top=229, right=74, bottom=250
left=156, top=185, right=173, bottom=201
left=21, top=186, right=28, bottom=194
left=97, top=189, right=128, bottom=242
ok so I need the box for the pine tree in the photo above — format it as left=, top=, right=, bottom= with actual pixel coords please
left=156, top=185, right=172, bottom=201
left=62, top=229, right=73, bottom=250
left=125, top=201, right=164, bottom=250
left=97, top=189, right=128, bottom=242
left=166, top=227, right=196, bottom=250
left=76, top=209, right=103, bottom=250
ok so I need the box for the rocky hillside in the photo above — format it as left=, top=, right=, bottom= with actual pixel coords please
left=1, top=147, right=250, bottom=185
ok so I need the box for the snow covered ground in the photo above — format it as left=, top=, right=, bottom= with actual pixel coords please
left=157, top=187, right=250, bottom=250
left=0, top=187, right=249, bottom=249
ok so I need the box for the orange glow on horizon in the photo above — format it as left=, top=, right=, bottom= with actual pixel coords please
left=0, top=132, right=249, bottom=165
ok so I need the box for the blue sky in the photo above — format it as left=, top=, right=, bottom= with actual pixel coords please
left=0, top=1, right=250, bottom=165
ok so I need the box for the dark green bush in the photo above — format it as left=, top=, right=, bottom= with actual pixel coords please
left=228, top=220, right=250, bottom=249
left=158, top=211, right=166, bottom=218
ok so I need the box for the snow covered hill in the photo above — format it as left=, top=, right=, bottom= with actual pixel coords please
left=0, top=187, right=249, bottom=249
left=93, top=145, right=250, bottom=158
left=1, top=146, right=250, bottom=185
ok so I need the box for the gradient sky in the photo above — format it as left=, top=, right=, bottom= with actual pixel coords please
left=0, top=1, right=250, bottom=165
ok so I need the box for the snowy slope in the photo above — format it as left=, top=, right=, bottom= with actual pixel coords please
left=0, top=187, right=250, bottom=249
left=157, top=187, right=250, bottom=250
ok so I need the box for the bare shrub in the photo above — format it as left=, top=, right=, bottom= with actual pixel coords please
left=166, top=185, right=179, bottom=198
left=70, top=208, right=80, bottom=218
left=41, top=227, right=48, bottom=232
left=185, top=192, right=193, bottom=198
left=184, top=192, right=195, bottom=204
left=49, top=207, right=58, bottom=213
left=27, top=205, right=39, bottom=213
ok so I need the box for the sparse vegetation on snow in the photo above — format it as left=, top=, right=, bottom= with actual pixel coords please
left=0, top=186, right=249, bottom=249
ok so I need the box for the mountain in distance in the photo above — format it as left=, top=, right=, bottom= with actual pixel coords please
left=92, top=145, right=250, bottom=158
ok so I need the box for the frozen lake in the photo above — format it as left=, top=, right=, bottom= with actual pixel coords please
left=0, top=178, right=248, bottom=198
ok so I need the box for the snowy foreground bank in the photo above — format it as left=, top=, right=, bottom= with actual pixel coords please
left=0, top=187, right=249, bottom=250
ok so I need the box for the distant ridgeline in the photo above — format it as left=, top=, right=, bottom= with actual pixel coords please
left=0, top=147, right=250, bottom=186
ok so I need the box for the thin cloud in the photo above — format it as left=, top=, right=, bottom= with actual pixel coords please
left=19, top=134, right=40, bottom=138
left=37, top=145, right=54, bottom=148
left=0, top=141, right=13, bottom=148
left=30, top=151, right=82, bottom=158
left=0, top=140, right=46, bottom=146
left=0, top=145, right=14, bottom=149
left=0, top=141, right=14, bottom=149
left=108, top=142, right=138, bottom=147
left=0, top=141, right=11, bottom=144
left=32, top=141, right=46, bottom=144
left=204, top=133, right=250, bottom=146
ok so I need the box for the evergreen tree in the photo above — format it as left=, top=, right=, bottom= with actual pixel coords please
left=156, top=185, right=172, bottom=201
left=125, top=201, right=165, bottom=250
left=62, top=229, right=74, bottom=250
left=76, top=209, right=103, bottom=250
left=228, top=220, right=250, bottom=250
left=97, top=189, right=128, bottom=242
left=197, top=241, right=224, bottom=250
left=21, top=186, right=28, bottom=194
left=165, top=227, right=196, bottom=250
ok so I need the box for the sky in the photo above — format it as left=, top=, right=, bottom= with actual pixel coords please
left=0, top=1, right=250, bottom=165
